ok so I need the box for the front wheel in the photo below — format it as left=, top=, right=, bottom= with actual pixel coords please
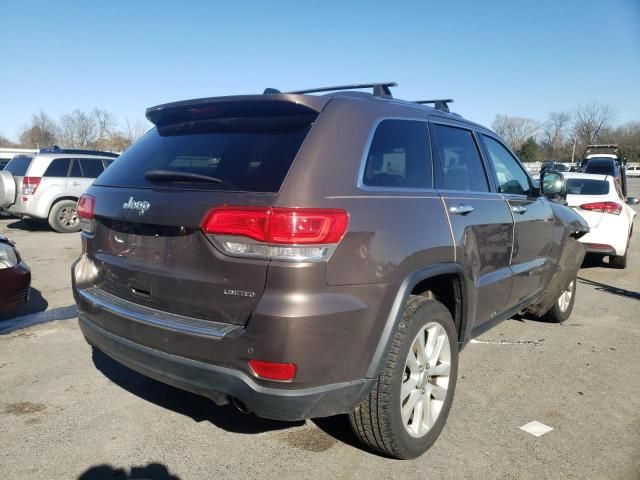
left=543, top=278, right=577, bottom=323
left=349, top=296, right=459, bottom=459
left=48, top=200, right=80, bottom=233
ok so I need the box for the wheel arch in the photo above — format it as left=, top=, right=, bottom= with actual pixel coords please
left=365, top=263, right=474, bottom=379
left=48, top=196, right=79, bottom=216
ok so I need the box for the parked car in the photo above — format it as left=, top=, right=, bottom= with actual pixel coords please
left=582, top=157, right=626, bottom=194
left=0, top=147, right=118, bottom=232
left=0, top=234, right=31, bottom=309
left=565, top=172, right=638, bottom=268
left=626, top=165, right=640, bottom=178
left=581, top=144, right=627, bottom=195
left=72, top=83, right=588, bottom=459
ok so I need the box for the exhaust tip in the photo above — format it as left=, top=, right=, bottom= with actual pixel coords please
left=231, top=397, right=250, bottom=414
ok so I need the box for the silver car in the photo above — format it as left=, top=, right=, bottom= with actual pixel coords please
left=0, top=147, right=118, bottom=232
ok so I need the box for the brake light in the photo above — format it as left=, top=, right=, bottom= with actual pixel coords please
left=77, top=194, right=96, bottom=233
left=22, top=177, right=41, bottom=195
left=201, top=207, right=349, bottom=261
left=249, top=359, right=297, bottom=381
left=580, top=201, right=622, bottom=215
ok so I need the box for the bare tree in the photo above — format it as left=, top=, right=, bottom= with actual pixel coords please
left=93, top=108, right=117, bottom=141
left=0, top=133, right=19, bottom=148
left=18, top=110, right=58, bottom=148
left=60, top=109, right=98, bottom=147
left=123, top=117, right=148, bottom=143
left=572, top=103, right=616, bottom=147
left=542, top=112, right=572, bottom=159
left=491, top=114, right=539, bottom=151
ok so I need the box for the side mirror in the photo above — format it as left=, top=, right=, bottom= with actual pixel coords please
left=540, top=171, right=566, bottom=198
left=627, top=197, right=639, bottom=206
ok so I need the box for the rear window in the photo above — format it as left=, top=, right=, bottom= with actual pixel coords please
left=5, top=156, right=32, bottom=176
left=95, top=114, right=316, bottom=192
left=566, top=178, right=610, bottom=195
left=584, top=159, right=615, bottom=175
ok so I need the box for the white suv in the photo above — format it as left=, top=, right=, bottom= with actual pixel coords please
left=0, top=147, right=118, bottom=232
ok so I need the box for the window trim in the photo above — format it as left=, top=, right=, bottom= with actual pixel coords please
left=478, top=133, right=536, bottom=199
left=430, top=121, right=493, bottom=194
left=356, top=117, right=435, bottom=192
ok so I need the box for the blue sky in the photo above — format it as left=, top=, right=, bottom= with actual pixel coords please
left=1, top=0, right=638, bottom=141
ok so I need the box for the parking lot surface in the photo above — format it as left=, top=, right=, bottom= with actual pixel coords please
left=1, top=180, right=639, bottom=480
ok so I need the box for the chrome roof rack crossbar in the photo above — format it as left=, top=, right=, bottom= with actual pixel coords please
left=414, top=99, right=454, bottom=113
left=283, top=82, right=397, bottom=98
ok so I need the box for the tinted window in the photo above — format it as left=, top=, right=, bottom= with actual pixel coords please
left=79, top=159, right=105, bottom=178
left=482, top=136, right=531, bottom=196
left=43, top=158, right=71, bottom=177
left=584, top=159, right=616, bottom=175
left=69, top=160, right=82, bottom=177
left=5, top=156, right=32, bottom=176
left=565, top=179, right=610, bottom=195
left=431, top=125, right=489, bottom=192
left=95, top=114, right=317, bottom=192
left=362, top=120, right=431, bottom=188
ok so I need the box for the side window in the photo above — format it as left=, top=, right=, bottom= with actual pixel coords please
left=431, top=124, right=489, bottom=192
left=482, top=135, right=532, bottom=196
left=70, top=159, right=82, bottom=177
left=43, top=158, right=71, bottom=177
left=78, top=159, right=104, bottom=178
left=362, top=120, right=431, bottom=189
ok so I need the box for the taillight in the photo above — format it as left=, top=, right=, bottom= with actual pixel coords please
left=22, top=177, right=41, bottom=195
left=201, top=207, right=349, bottom=262
left=580, top=201, right=622, bottom=215
left=249, top=359, right=297, bottom=381
left=77, top=194, right=96, bottom=233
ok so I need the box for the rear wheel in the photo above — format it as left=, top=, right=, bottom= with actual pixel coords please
left=48, top=200, right=80, bottom=233
left=349, top=296, right=458, bottom=459
left=543, top=278, right=576, bottom=323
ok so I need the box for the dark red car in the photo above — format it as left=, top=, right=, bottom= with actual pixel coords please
left=0, top=234, right=31, bottom=309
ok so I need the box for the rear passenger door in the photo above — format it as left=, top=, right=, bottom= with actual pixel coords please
left=431, top=122, right=514, bottom=331
left=68, top=158, right=105, bottom=197
left=479, top=135, right=555, bottom=308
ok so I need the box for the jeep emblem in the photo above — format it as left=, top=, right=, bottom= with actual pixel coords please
left=122, top=196, right=151, bottom=216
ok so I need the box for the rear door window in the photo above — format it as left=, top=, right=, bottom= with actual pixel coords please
left=43, top=158, right=71, bottom=177
left=481, top=135, right=532, bottom=196
left=79, top=158, right=105, bottom=178
left=95, top=113, right=317, bottom=192
left=431, top=124, right=489, bottom=192
left=69, top=159, right=83, bottom=177
left=5, top=156, right=32, bottom=176
left=362, top=120, right=432, bottom=188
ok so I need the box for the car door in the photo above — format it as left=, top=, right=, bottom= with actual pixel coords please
left=68, top=158, right=105, bottom=196
left=431, top=122, right=514, bottom=332
left=479, top=135, right=555, bottom=308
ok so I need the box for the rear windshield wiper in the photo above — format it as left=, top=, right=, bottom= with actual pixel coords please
left=144, top=170, right=236, bottom=190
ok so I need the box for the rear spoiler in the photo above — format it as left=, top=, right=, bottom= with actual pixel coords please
left=146, top=94, right=331, bottom=127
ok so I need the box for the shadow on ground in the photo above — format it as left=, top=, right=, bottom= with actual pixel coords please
left=578, top=276, right=640, bottom=301
left=91, top=348, right=304, bottom=434
left=0, top=287, right=48, bottom=321
left=5, top=219, right=51, bottom=232
left=78, top=463, right=181, bottom=480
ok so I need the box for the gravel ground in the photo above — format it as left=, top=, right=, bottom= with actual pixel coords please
left=1, top=180, right=639, bottom=480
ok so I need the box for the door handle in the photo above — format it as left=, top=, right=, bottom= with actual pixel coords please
left=71, top=182, right=81, bottom=186
left=449, top=204, right=474, bottom=215
left=511, top=205, right=527, bottom=214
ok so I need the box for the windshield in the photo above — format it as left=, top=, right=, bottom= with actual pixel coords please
left=96, top=114, right=316, bottom=192
left=566, top=178, right=610, bottom=195
left=5, top=156, right=32, bottom=176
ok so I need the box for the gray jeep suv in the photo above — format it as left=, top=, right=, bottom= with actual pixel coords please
left=72, top=83, right=588, bottom=459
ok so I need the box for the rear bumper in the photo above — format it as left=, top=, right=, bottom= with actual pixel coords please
left=79, top=314, right=373, bottom=421
left=0, top=262, right=31, bottom=308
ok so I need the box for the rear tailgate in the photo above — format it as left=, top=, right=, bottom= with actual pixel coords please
left=82, top=96, right=325, bottom=326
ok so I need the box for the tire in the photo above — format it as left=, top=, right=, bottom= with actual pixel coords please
left=48, top=200, right=80, bottom=233
left=349, top=296, right=459, bottom=459
left=543, top=277, right=577, bottom=323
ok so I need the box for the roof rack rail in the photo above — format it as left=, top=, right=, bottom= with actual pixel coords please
left=414, top=99, right=454, bottom=113
left=279, top=82, right=397, bottom=99
left=39, top=146, right=119, bottom=158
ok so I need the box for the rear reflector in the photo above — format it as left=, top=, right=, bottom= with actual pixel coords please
left=21, top=177, right=41, bottom=195
left=580, top=201, right=622, bottom=215
left=201, top=207, right=349, bottom=262
left=249, top=359, right=297, bottom=381
left=77, top=194, right=96, bottom=233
